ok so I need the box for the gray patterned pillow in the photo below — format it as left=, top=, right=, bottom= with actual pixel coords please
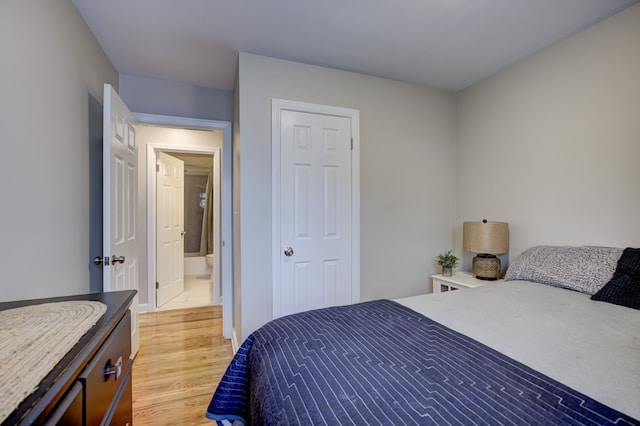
left=505, top=246, right=623, bottom=295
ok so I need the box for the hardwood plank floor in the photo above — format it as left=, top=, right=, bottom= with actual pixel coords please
left=132, top=306, right=233, bottom=425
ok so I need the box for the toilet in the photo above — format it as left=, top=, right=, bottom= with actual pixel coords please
left=205, top=254, right=214, bottom=282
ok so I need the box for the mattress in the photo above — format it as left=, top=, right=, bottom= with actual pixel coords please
left=396, top=280, right=640, bottom=420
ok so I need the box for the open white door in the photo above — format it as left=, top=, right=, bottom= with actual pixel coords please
left=156, top=152, right=185, bottom=307
left=103, top=84, right=140, bottom=357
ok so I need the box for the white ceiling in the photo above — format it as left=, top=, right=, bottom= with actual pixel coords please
left=72, top=0, right=638, bottom=92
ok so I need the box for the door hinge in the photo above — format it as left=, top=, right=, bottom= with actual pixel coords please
left=156, top=164, right=160, bottom=172
left=156, top=282, right=159, bottom=289
left=351, top=138, right=353, bottom=150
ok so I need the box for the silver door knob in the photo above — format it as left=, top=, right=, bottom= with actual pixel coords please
left=111, top=255, right=125, bottom=265
left=284, top=247, right=294, bottom=257
left=181, top=230, right=187, bottom=236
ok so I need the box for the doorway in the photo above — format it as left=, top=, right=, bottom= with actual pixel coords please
left=271, top=99, right=360, bottom=319
left=136, top=113, right=233, bottom=340
left=156, top=150, right=215, bottom=311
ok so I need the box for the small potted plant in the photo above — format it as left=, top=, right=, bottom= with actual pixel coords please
left=436, top=250, right=459, bottom=277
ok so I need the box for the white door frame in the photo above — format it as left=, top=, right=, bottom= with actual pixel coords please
left=137, top=113, right=233, bottom=340
left=271, top=99, right=360, bottom=318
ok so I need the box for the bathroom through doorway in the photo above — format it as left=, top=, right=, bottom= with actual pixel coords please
left=136, top=114, right=232, bottom=340
left=156, top=150, right=216, bottom=311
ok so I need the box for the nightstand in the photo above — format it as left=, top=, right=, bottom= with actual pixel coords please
left=431, top=271, right=502, bottom=293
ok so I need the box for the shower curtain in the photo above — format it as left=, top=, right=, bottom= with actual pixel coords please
left=199, top=171, right=214, bottom=256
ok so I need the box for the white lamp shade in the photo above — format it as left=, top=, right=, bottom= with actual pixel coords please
left=463, top=221, right=509, bottom=254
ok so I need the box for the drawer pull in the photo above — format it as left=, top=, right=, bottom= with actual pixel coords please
left=104, top=356, right=123, bottom=381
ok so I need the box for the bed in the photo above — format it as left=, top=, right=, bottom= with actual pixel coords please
left=206, top=246, right=640, bottom=425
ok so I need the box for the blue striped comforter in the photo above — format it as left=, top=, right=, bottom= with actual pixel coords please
left=206, top=299, right=637, bottom=425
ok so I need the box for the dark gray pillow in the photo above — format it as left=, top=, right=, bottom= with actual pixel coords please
left=591, top=248, right=640, bottom=310
left=505, top=246, right=623, bottom=295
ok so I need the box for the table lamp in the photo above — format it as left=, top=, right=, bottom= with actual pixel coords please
left=463, top=220, right=509, bottom=280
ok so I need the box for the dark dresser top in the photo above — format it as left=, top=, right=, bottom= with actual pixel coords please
left=0, top=290, right=136, bottom=425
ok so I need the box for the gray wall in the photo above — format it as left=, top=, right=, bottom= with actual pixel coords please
left=0, top=0, right=118, bottom=301
left=120, top=74, right=233, bottom=122
left=455, top=3, right=640, bottom=269
left=235, top=53, right=456, bottom=341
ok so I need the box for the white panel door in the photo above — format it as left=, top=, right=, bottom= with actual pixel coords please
left=103, top=84, right=139, bottom=357
left=279, top=110, right=352, bottom=316
left=156, top=152, right=185, bottom=307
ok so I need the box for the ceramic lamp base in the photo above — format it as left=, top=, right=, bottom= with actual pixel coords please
left=472, top=254, right=501, bottom=280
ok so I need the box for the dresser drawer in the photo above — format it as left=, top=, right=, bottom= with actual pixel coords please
left=78, top=311, right=131, bottom=425
left=104, top=362, right=133, bottom=426
left=43, top=382, right=83, bottom=425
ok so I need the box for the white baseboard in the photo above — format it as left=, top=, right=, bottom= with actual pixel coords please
left=138, top=303, right=150, bottom=314
left=231, top=329, right=241, bottom=354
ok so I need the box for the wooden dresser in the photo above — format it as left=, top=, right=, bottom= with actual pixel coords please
left=0, top=290, right=136, bottom=426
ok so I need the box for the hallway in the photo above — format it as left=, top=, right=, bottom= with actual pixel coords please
left=132, top=305, right=233, bottom=425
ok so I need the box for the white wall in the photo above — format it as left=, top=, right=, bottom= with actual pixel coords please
left=135, top=125, right=222, bottom=306
left=235, top=53, right=456, bottom=340
left=0, top=0, right=118, bottom=301
left=120, top=74, right=233, bottom=122
left=455, top=4, right=640, bottom=269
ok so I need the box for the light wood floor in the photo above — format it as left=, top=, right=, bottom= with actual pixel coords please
left=132, top=306, right=233, bottom=425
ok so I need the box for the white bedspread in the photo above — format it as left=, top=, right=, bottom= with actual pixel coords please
left=396, top=280, right=640, bottom=420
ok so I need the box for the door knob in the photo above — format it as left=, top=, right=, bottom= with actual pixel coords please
left=111, top=255, right=125, bottom=265
left=181, top=230, right=187, bottom=236
left=284, top=247, right=294, bottom=257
